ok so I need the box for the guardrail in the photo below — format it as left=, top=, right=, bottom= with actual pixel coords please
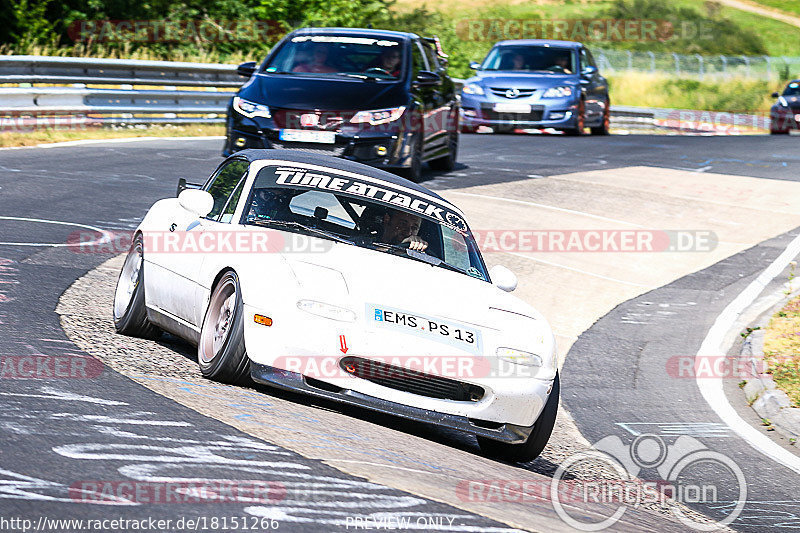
left=0, top=56, right=763, bottom=133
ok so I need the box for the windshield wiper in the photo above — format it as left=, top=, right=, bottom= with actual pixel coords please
left=334, top=72, right=380, bottom=81
left=250, top=219, right=353, bottom=244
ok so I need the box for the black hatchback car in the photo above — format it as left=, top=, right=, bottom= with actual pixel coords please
left=224, top=28, right=460, bottom=181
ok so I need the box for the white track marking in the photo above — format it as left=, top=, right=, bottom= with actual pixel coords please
left=696, top=232, right=800, bottom=475
left=504, top=251, right=649, bottom=288
left=0, top=387, right=127, bottom=406
left=0, top=216, right=112, bottom=247
left=447, top=191, right=643, bottom=227
left=0, top=135, right=225, bottom=151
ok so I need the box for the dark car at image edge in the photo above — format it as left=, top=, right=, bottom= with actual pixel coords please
left=224, top=27, right=460, bottom=181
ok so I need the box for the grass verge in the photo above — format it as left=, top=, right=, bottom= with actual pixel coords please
left=763, top=292, right=800, bottom=408
left=0, top=124, right=225, bottom=148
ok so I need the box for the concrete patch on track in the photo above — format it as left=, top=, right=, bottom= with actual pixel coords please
left=436, top=166, right=800, bottom=362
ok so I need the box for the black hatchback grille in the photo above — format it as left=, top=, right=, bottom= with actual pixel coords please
left=339, top=356, right=485, bottom=402
left=268, top=140, right=348, bottom=156
left=483, top=108, right=544, bottom=123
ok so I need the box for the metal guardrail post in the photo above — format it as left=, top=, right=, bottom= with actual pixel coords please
left=696, top=54, right=704, bottom=80
left=647, top=51, right=655, bottom=73
left=673, top=53, right=680, bottom=76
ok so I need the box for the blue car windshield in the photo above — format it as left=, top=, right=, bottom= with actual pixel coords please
left=481, top=46, right=576, bottom=74
left=264, top=35, right=405, bottom=80
left=783, top=82, right=800, bottom=96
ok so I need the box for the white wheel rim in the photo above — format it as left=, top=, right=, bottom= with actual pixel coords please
left=199, top=277, right=237, bottom=365
left=113, top=243, right=142, bottom=320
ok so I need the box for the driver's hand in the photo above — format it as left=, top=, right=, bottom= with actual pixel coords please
left=402, top=235, right=428, bottom=252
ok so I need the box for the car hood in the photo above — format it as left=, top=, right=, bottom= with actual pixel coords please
left=467, top=72, right=577, bottom=90
left=282, top=240, right=542, bottom=330
left=239, top=73, right=408, bottom=110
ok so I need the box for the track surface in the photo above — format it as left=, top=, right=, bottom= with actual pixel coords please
left=1, top=134, right=799, bottom=531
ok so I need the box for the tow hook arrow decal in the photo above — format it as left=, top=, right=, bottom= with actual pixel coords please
left=339, top=334, right=348, bottom=354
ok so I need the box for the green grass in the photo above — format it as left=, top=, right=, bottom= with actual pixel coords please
left=747, top=0, right=800, bottom=17
left=764, top=294, right=800, bottom=408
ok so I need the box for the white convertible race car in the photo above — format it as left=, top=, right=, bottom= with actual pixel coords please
left=113, top=150, right=559, bottom=462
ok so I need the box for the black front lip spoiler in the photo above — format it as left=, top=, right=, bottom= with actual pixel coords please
left=250, top=362, right=534, bottom=444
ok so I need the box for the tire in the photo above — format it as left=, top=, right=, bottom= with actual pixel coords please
left=428, top=131, right=458, bottom=171
left=198, top=270, right=251, bottom=384
left=398, top=134, right=423, bottom=182
left=590, top=99, right=610, bottom=135
left=113, top=234, right=160, bottom=339
left=562, top=100, right=585, bottom=136
left=477, top=372, right=560, bottom=463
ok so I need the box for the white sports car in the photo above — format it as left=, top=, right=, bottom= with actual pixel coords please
left=113, top=150, right=558, bottom=462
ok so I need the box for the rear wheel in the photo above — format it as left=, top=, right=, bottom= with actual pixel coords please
left=563, top=100, right=585, bottom=136
left=113, top=234, right=160, bottom=339
left=428, top=131, right=458, bottom=171
left=477, top=372, right=560, bottom=463
left=198, top=271, right=251, bottom=384
left=590, top=99, right=611, bottom=135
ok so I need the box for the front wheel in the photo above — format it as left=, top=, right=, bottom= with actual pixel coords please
left=477, top=372, right=560, bottom=463
left=198, top=271, right=251, bottom=384
left=398, top=135, right=423, bottom=182
left=428, top=131, right=458, bottom=171
left=113, top=234, right=160, bottom=339
left=590, top=99, right=611, bottom=135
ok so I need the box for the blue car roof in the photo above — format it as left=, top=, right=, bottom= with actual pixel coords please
left=494, top=40, right=583, bottom=49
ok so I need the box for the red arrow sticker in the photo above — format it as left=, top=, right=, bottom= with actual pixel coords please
left=339, top=334, right=348, bottom=354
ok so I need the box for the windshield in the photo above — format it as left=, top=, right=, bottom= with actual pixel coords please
left=481, top=45, right=576, bottom=74
left=243, top=165, right=489, bottom=281
left=783, top=81, right=800, bottom=96
left=264, top=34, right=405, bottom=80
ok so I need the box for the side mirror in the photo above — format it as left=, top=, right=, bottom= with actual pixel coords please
left=581, top=65, right=598, bottom=77
left=178, top=189, right=214, bottom=218
left=237, top=61, right=257, bottom=78
left=469, top=61, right=481, bottom=70
left=489, top=265, right=518, bottom=292
left=176, top=178, right=202, bottom=197
left=413, top=70, right=441, bottom=87
left=772, top=91, right=780, bottom=98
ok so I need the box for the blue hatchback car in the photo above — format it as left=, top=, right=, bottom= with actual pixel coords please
left=460, top=40, right=610, bottom=135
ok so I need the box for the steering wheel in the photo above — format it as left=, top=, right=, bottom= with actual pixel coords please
left=364, top=67, right=392, bottom=77
left=545, top=65, right=567, bottom=73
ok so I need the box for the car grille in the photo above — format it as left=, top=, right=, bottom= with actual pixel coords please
left=483, top=108, right=544, bottom=123
left=339, top=356, right=485, bottom=402
left=489, top=87, right=536, bottom=99
left=268, top=140, right=348, bottom=156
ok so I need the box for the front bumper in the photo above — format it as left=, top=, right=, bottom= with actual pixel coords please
left=224, top=109, right=415, bottom=169
left=460, top=93, right=578, bottom=129
left=770, top=107, right=800, bottom=132
left=250, top=362, right=536, bottom=443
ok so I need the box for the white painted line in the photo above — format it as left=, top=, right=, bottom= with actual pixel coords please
left=447, top=191, right=643, bottom=228
left=0, top=216, right=112, bottom=247
left=504, top=251, right=649, bottom=288
left=0, top=135, right=225, bottom=151
left=696, top=232, right=800, bottom=475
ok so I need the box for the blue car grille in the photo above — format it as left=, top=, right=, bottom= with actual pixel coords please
left=489, top=87, right=536, bottom=99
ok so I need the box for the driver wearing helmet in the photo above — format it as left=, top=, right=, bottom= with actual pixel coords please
left=248, top=188, right=293, bottom=221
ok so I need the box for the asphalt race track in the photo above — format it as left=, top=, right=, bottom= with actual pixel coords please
left=1, top=133, right=800, bottom=532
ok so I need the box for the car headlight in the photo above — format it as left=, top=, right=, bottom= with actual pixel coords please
left=541, top=86, right=573, bottom=98
left=297, top=299, right=356, bottom=322
left=462, top=83, right=485, bottom=95
left=778, top=96, right=789, bottom=107
left=496, top=347, right=543, bottom=367
left=350, top=106, right=406, bottom=125
left=233, top=96, right=271, bottom=119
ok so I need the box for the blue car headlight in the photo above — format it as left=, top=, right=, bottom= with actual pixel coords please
left=778, top=96, right=789, bottom=108
left=462, top=83, right=485, bottom=95
left=233, top=96, right=271, bottom=119
left=541, top=86, right=574, bottom=98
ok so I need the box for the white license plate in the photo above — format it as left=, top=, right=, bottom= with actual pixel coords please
left=369, top=304, right=482, bottom=354
left=493, top=103, right=531, bottom=113
left=279, top=129, right=336, bottom=144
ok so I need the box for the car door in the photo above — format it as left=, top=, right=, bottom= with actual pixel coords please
left=420, top=41, right=451, bottom=155
left=579, top=47, right=608, bottom=123
left=410, top=39, right=436, bottom=157
left=149, top=158, right=249, bottom=326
